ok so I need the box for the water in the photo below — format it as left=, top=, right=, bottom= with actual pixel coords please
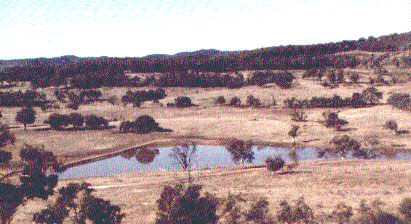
left=59, top=145, right=411, bottom=179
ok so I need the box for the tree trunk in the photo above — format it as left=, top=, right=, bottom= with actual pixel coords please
left=23, top=123, right=27, bottom=130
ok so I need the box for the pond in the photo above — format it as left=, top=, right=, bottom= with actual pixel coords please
left=59, top=145, right=411, bottom=180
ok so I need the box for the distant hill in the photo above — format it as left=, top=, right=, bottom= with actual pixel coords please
left=1, top=31, right=410, bottom=87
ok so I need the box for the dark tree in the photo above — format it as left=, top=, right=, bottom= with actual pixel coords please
left=174, top=96, right=193, bottom=108
left=215, top=96, right=226, bottom=105
left=229, top=97, right=241, bottom=106
left=246, top=95, right=261, bottom=107
left=84, top=115, right=108, bottom=129
left=328, top=135, right=361, bottom=159
left=226, top=139, right=254, bottom=166
left=15, top=107, right=36, bottom=130
left=68, top=113, right=84, bottom=129
left=288, top=125, right=300, bottom=146
left=265, top=156, right=285, bottom=172
left=155, top=184, right=218, bottom=224
left=45, top=113, right=70, bottom=130
left=323, top=111, right=348, bottom=131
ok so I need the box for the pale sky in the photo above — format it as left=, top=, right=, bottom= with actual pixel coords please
left=1, top=0, right=410, bottom=60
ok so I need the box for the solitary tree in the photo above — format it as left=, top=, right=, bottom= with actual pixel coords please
left=15, top=107, right=36, bottom=130
left=288, top=125, right=300, bottom=146
left=226, top=139, right=254, bottom=167
left=170, top=143, right=197, bottom=181
left=328, top=135, right=361, bottom=159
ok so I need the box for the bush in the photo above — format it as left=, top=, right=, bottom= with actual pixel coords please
left=330, top=203, right=354, bottom=224
left=265, top=156, right=285, bottom=172
left=45, top=113, right=70, bottom=130
left=388, top=93, right=411, bottom=110
left=277, top=197, right=315, bottom=224
left=323, top=111, right=348, bottom=131
left=85, top=115, right=108, bottom=129
left=174, top=96, right=193, bottom=108
left=246, top=95, right=261, bottom=107
left=229, top=97, right=241, bottom=106
left=0, top=150, right=12, bottom=163
left=218, top=194, right=274, bottom=224
left=385, top=120, right=399, bottom=134
left=399, top=197, right=411, bottom=220
left=215, top=96, right=226, bottom=105
left=155, top=184, right=218, bottom=224
left=290, top=109, right=307, bottom=122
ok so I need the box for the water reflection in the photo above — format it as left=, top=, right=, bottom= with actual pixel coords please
left=121, top=147, right=160, bottom=164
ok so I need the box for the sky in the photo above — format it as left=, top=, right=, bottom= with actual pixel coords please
left=1, top=0, right=410, bottom=60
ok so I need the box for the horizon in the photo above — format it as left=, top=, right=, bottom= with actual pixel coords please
left=1, top=0, right=410, bottom=60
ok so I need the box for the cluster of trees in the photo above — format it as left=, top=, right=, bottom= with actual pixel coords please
left=44, top=113, right=108, bottom=130
left=154, top=71, right=244, bottom=88
left=0, top=90, right=47, bottom=107
left=247, top=71, right=295, bottom=88
left=121, top=88, right=166, bottom=107
left=0, top=130, right=124, bottom=223
left=285, top=87, right=383, bottom=109
left=119, top=115, right=168, bottom=134
left=155, top=180, right=411, bottom=224
left=215, top=95, right=275, bottom=107
left=54, top=89, right=103, bottom=110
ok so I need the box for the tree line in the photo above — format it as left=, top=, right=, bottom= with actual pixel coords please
left=1, top=33, right=406, bottom=88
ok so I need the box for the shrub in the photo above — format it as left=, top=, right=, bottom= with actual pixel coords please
left=0, top=150, right=13, bottom=163
left=349, top=72, right=360, bottom=83
left=290, top=109, right=307, bottom=122
left=246, top=95, right=261, bottom=107
left=84, top=115, right=108, bottom=129
left=15, top=107, right=36, bottom=130
left=323, top=111, right=348, bottom=131
left=388, top=93, right=411, bottom=110
left=229, top=97, right=241, bottom=106
left=218, top=194, right=274, bottom=224
left=45, top=113, right=70, bottom=130
left=174, top=96, right=193, bottom=108
left=399, top=197, right=411, bottom=220
left=215, top=96, right=226, bottom=105
left=288, top=125, right=300, bottom=146
left=155, top=184, right=218, bottom=224
left=277, top=197, right=315, bottom=224
left=385, top=120, right=399, bottom=134
left=226, top=139, right=254, bottom=166
left=361, top=87, right=383, bottom=105
left=0, top=124, right=15, bottom=148
left=0, top=150, right=12, bottom=163
left=330, top=203, right=354, bottom=224
left=265, top=156, right=285, bottom=172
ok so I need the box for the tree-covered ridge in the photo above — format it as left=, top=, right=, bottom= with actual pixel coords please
left=0, top=31, right=409, bottom=88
